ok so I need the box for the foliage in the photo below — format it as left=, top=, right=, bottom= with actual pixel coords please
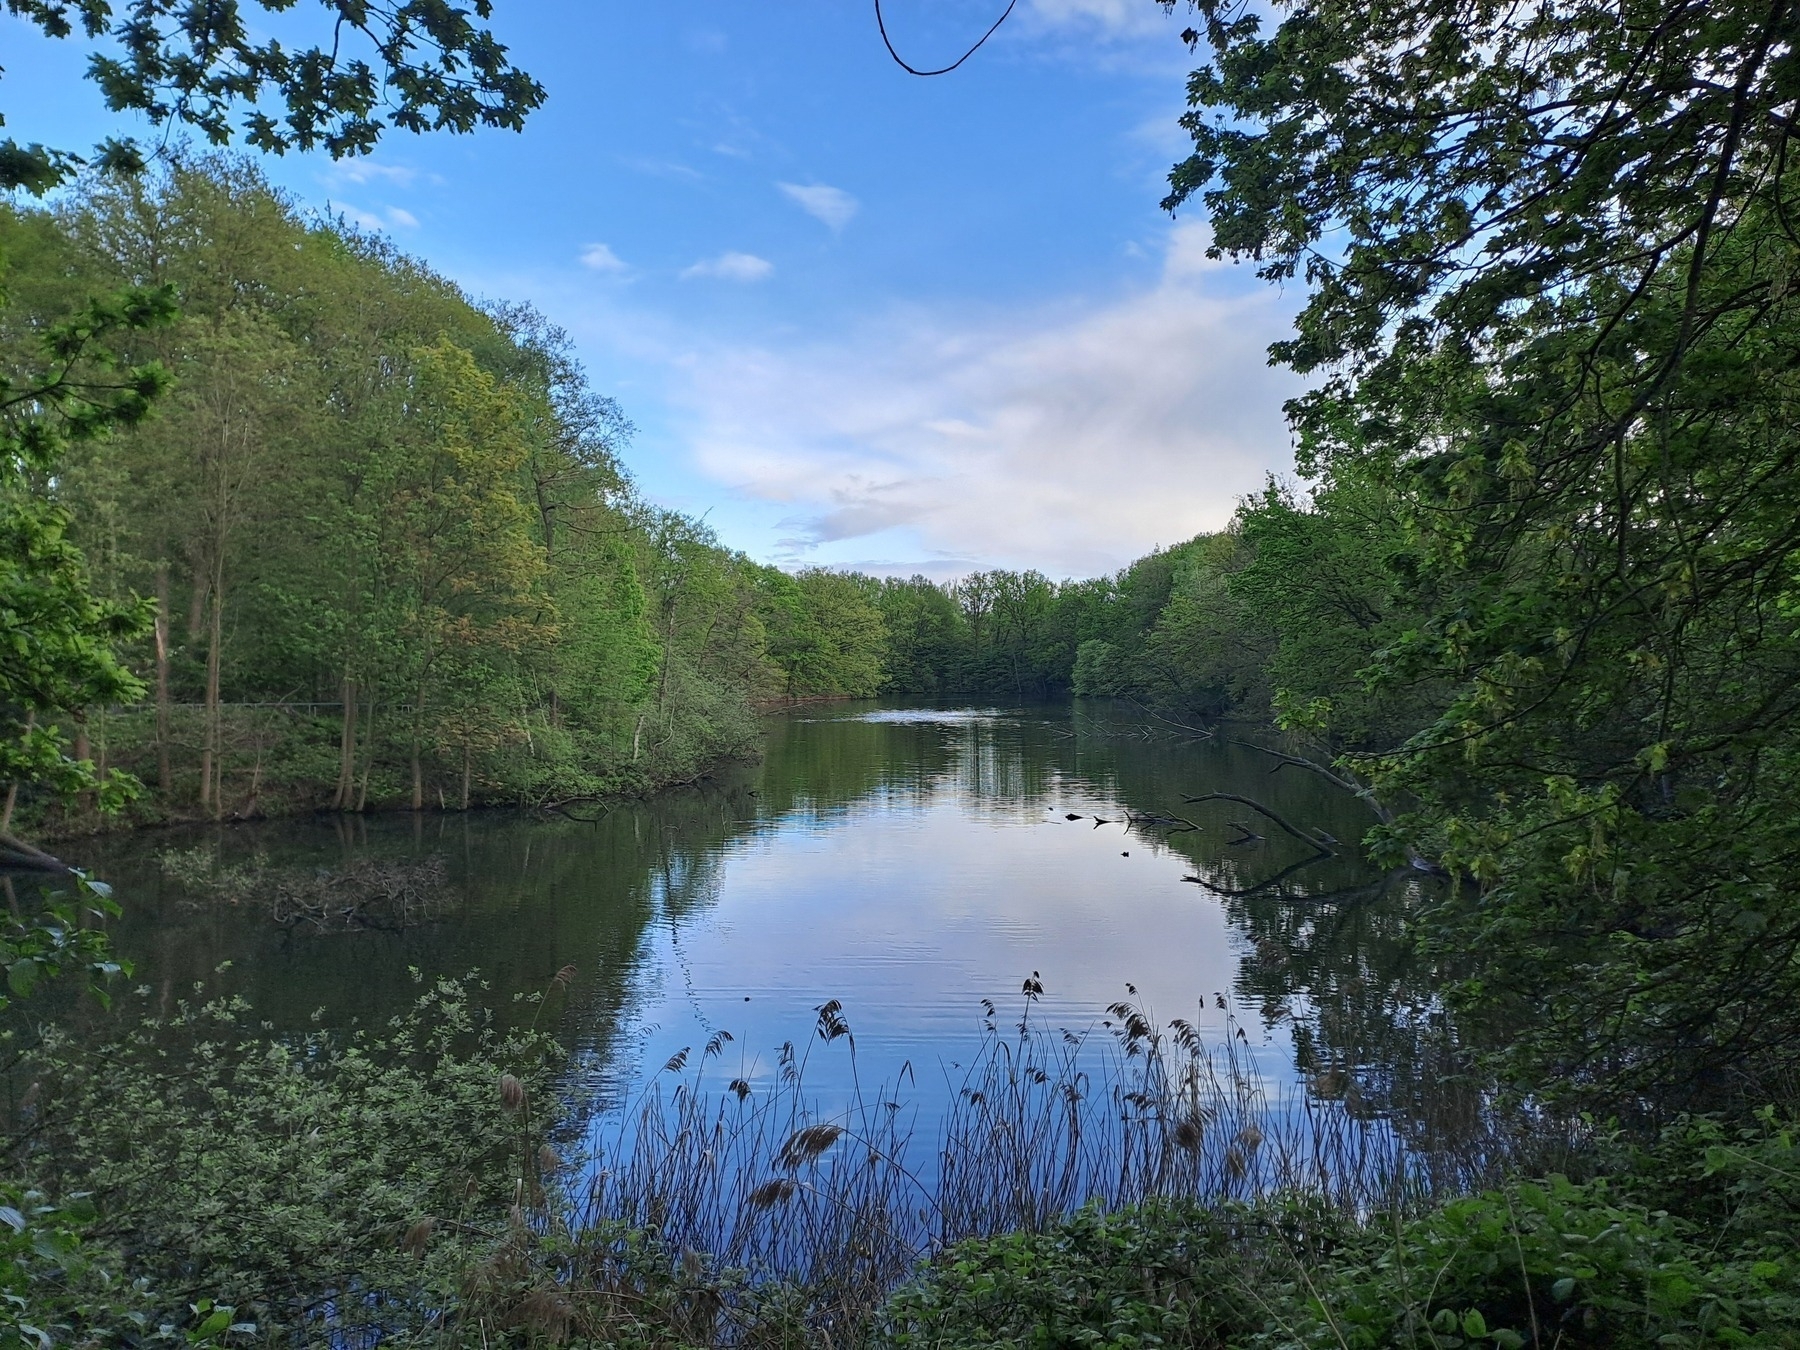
left=886, top=1116, right=1800, bottom=1350
left=15, top=970, right=561, bottom=1342
left=883, top=1200, right=1259, bottom=1350
left=1, top=0, right=542, bottom=193
left=0, top=269, right=172, bottom=852
left=1154, top=0, right=1800, bottom=1108
left=0, top=159, right=900, bottom=837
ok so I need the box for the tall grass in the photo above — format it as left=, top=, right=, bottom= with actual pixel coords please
left=480, top=985, right=1509, bottom=1345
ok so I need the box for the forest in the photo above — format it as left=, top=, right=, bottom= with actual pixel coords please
left=0, top=158, right=1321, bottom=853
left=4, top=0, right=1800, bottom=1343
left=0, top=160, right=906, bottom=845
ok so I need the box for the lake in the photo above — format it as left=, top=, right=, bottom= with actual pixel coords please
left=72, top=701, right=1463, bottom=1167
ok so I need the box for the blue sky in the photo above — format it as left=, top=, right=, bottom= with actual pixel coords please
left=5, top=1, right=1302, bottom=580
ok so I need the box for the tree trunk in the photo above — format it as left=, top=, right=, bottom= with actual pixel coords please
left=332, top=675, right=358, bottom=810
left=411, top=684, right=424, bottom=810
left=153, top=564, right=172, bottom=795
left=460, top=743, right=471, bottom=811
left=200, top=567, right=224, bottom=819
left=2, top=712, right=34, bottom=836
left=355, top=700, right=376, bottom=813
left=186, top=554, right=207, bottom=640
left=71, top=712, right=91, bottom=815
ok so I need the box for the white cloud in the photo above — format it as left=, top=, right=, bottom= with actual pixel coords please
left=1027, top=0, right=1170, bottom=37
left=331, top=203, right=387, bottom=232
left=669, top=223, right=1300, bottom=577
left=580, top=242, right=629, bottom=272
left=680, top=251, right=775, bottom=282
left=621, top=156, right=704, bottom=182
left=324, top=202, right=420, bottom=234
left=327, top=159, right=421, bottom=188
left=778, top=182, right=859, bottom=231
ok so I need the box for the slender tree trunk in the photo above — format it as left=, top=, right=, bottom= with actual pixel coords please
left=411, top=684, right=424, bottom=810
left=200, top=565, right=224, bottom=819
left=186, top=555, right=206, bottom=640
left=72, top=712, right=91, bottom=814
left=2, top=713, right=33, bottom=838
left=332, top=674, right=358, bottom=810
left=355, top=700, right=377, bottom=813
left=154, top=565, right=171, bottom=795
left=460, top=743, right=472, bottom=811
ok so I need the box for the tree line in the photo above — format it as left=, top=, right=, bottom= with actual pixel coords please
left=0, top=159, right=903, bottom=839
left=0, top=159, right=1413, bottom=844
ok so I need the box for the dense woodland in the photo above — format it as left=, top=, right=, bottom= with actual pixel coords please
left=4, top=0, right=1800, bottom=1343
left=0, top=160, right=904, bottom=833
left=0, top=163, right=1309, bottom=840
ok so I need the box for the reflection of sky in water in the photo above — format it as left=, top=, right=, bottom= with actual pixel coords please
left=81, top=701, right=1413, bottom=1163
left=607, top=741, right=1298, bottom=1136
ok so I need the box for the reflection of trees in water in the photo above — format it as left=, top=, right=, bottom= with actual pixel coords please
left=753, top=711, right=962, bottom=817
left=1058, top=706, right=1487, bottom=1163
left=72, top=704, right=1488, bottom=1164
left=75, top=780, right=770, bottom=1081
left=1224, top=882, right=1489, bottom=1174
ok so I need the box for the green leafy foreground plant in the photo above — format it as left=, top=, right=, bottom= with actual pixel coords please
left=11, top=966, right=563, bottom=1344
left=880, top=1116, right=1800, bottom=1350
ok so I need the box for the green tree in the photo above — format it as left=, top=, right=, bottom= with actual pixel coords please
left=2, top=0, right=542, bottom=192
left=0, top=272, right=170, bottom=865
left=1168, top=0, right=1800, bottom=1105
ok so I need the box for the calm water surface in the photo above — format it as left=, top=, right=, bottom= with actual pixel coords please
left=75, top=702, right=1448, bottom=1139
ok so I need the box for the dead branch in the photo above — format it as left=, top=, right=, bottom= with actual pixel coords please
left=1178, top=792, right=1335, bottom=856
left=0, top=830, right=68, bottom=873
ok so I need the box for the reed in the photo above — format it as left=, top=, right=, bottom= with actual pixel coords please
left=474, top=985, right=1510, bottom=1346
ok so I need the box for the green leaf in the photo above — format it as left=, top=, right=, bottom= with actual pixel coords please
left=6, top=960, right=40, bottom=999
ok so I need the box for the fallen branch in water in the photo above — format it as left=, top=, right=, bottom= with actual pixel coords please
left=1178, top=793, right=1335, bottom=856
left=0, top=829, right=68, bottom=873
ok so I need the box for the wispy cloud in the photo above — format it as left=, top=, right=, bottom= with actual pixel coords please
left=1026, top=0, right=1172, bottom=38
left=325, top=159, right=423, bottom=188
left=621, top=156, right=704, bottom=182
left=328, top=202, right=419, bottom=233
left=680, top=251, right=775, bottom=282
left=669, top=223, right=1299, bottom=576
left=580, top=242, right=629, bottom=272
left=778, top=182, right=859, bottom=231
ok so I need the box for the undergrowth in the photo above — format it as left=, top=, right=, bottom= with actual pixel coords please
left=1, top=957, right=1794, bottom=1348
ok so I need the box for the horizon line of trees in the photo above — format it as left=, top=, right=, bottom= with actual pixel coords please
left=2, top=153, right=1355, bottom=843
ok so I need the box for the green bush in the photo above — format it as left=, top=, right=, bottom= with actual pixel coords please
left=16, top=971, right=562, bottom=1344
left=882, top=1120, right=1800, bottom=1350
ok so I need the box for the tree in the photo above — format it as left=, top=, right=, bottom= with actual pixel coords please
left=1166, top=0, right=1800, bottom=1105
left=0, top=277, right=171, bottom=865
left=2, top=0, right=542, bottom=192
left=0, top=0, right=538, bottom=846
left=760, top=568, right=885, bottom=700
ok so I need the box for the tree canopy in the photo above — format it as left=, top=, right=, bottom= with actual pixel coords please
left=1162, top=0, right=1800, bottom=1105
left=2, top=0, right=542, bottom=192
